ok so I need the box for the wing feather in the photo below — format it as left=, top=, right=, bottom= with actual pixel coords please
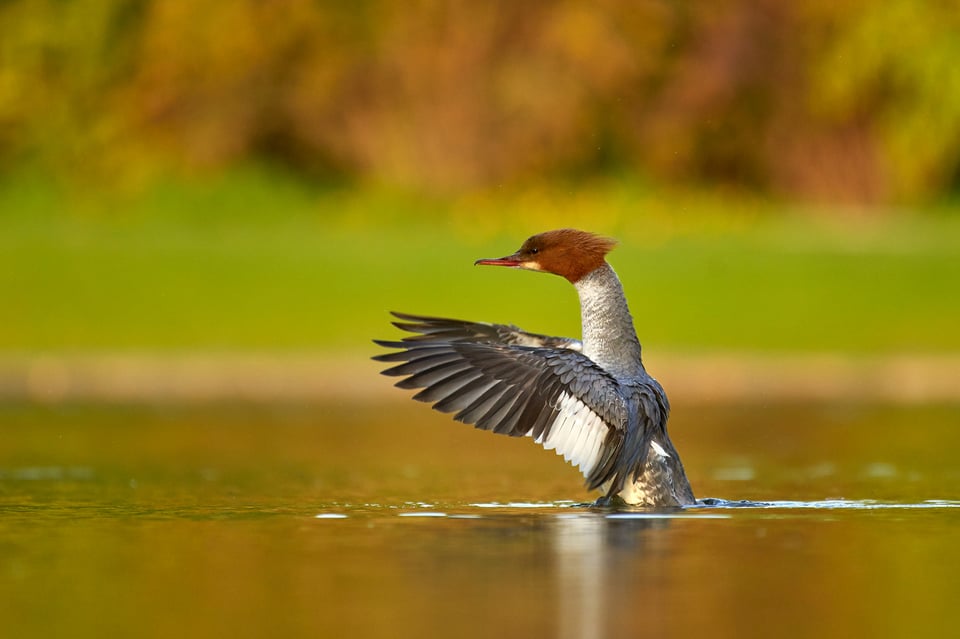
left=374, top=312, right=635, bottom=490
left=387, top=312, right=582, bottom=351
left=433, top=377, right=499, bottom=413
left=410, top=369, right=483, bottom=402
left=454, top=381, right=513, bottom=424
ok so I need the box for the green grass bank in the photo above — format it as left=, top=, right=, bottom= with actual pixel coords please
left=3, top=169, right=959, bottom=356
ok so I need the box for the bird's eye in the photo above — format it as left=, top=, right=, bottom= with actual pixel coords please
left=530, top=247, right=539, bottom=255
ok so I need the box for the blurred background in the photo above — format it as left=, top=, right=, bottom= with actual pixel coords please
left=1, top=0, right=959, bottom=401
left=3, top=5, right=960, bottom=638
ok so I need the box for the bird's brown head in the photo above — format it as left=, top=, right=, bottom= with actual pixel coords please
left=474, top=229, right=617, bottom=283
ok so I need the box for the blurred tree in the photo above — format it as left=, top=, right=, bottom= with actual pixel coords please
left=0, top=0, right=145, bottom=185
left=806, top=0, right=960, bottom=203
left=0, top=0, right=958, bottom=205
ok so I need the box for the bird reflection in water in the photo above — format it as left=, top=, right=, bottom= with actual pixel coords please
left=553, top=514, right=674, bottom=639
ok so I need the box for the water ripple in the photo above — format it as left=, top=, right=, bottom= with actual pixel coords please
left=696, top=498, right=960, bottom=510
left=311, top=498, right=960, bottom=521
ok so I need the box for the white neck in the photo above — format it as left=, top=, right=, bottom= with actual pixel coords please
left=573, top=263, right=644, bottom=378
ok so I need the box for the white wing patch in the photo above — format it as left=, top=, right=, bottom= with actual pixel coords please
left=530, top=391, right=609, bottom=478
left=650, top=440, right=670, bottom=458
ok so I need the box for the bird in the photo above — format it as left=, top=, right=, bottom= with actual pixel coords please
left=373, top=228, right=695, bottom=507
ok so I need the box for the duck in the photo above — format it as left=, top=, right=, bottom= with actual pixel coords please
left=373, top=228, right=695, bottom=507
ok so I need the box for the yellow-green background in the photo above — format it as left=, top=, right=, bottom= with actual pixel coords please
left=2, top=1, right=959, bottom=358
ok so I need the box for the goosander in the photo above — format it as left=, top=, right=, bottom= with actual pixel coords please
left=374, top=229, right=695, bottom=507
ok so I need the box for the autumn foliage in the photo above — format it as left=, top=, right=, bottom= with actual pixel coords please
left=2, top=0, right=959, bottom=204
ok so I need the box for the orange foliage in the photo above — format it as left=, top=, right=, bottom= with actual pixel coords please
left=1, top=0, right=959, bottom=204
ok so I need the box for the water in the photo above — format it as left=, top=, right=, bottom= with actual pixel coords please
left=1, top=401, right=959, bottom=638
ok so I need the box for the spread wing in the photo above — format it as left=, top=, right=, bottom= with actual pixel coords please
left=373, top=312, right=628, bottom=490
left=387, top=312, right=583, bottom=351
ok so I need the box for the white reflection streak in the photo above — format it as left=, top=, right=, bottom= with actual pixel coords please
left=554, top=517, right=605, bottom=639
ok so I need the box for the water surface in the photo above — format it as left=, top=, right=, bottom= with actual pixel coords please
left=1, top=401, right=958, bottom=638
